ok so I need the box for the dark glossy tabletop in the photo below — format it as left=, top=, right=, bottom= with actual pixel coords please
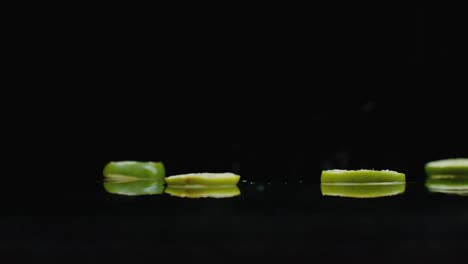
left=94, top=181, right=467, bottom=263
left=4, top=94, right=468, bottom=263
left=3, top=157, right=467, bottom=263
left=6, top=4, right=468, bottom=262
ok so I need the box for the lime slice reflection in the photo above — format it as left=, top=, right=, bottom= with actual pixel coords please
left=103, top=179, right=165, bottom=196
left=165, top=186, right=241, bottom=198
left=103, top=161, right=165, bottom=183
left=321, top=183, right=406, bottom=198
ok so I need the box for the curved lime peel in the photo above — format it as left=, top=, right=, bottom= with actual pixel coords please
left=321, top=182, right=405, bottom=186
left=321, top=169, right=405, bottom=184
left=103, top=161, right=165, bottom=183
left=165, top=173, right=240, bottom=186
left=321, top=183, right=406, bottom=198
left=425, top=158, right=468, bottom=176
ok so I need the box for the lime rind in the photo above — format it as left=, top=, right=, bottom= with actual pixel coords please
left=165, top=173, right=240, bottom=186
left=425, top=158, right=468, bottom=176
left=103, top=161, right=165, bottom=183
left=321, top=169, right=405, bottom=184
left=321, top=183, right=406, bottom=198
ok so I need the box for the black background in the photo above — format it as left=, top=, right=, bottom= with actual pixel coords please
left=80, top=4, right=464, bottom=182
left=4, top=4, right=468, bottom=263
left=13, top=3, right=465, bottom=196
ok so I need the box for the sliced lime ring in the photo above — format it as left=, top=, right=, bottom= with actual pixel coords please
left=425, top=158, right=468, bottom=176
left=321, top=183, right=406, bottom=198
left=165, top=186, right=240, bottom=198
left=321, top=169, right=405, bottom=184
left=103, top=161, right=165, bottom=183
left=165, top=173, right=240, bottom=186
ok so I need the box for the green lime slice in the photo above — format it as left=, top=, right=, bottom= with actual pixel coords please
left=165, top=186, right=240, bottom=198
left=321, top=170, right=405, bottom=184
left=425, top=175, right=468, bottom=196
left=425, top=158, right=468, bottom=176
left=103, top=179, right=165, bottom=196
left=321, top=183, right=406, bottom=198
left=165, top=173, right=240, bottom=186
left=103, top=161, right=165, bottom=183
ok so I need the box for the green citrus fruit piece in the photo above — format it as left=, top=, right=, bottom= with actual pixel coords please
left=165, top=173, right=240, bottom=186
left=321, top=169, right=405, bottom=184
left=425, top=158, right=468, bottom=176
left=103, top=161, right=165, bottom=183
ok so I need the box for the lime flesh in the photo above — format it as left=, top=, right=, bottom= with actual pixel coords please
left=425, top=158, right=468, bottom=176
left=165, top=173, right=240, bottom=186
left=321, top=169, right=405, bottom=184
left=103, top=161, right=165, bottom=183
